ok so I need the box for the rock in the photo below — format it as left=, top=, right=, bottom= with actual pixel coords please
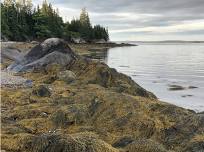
left=112, top=137, right=134, bottom=148
left=1, top=35, right=8, bottom=42
left=7, top=38, right=77, bottom=72
left=69, top=59, right=156, bottom=99
left=168, top=85, right=198, bottom=91
left=30, top=41, right=39, bottom=44
left=188, top=86, right=198, bottom=89
left=168, top=85, right=186, bottom=91
left=71, top=38, right=86, bottom=44
left=32, top=85, right=51, bottom=97
left=1, top=47, right=23, bottom=62
left=181, top=94, right=193, bottom=98
left=57, top=70, right=76, bottom=84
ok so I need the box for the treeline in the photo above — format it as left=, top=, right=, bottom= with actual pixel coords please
left=1, top=0, right=109, bottom=42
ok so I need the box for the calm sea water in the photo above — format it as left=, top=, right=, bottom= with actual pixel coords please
left=105, top=43, right=204, bottom=112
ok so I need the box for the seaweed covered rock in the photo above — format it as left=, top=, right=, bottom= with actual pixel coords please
left=32, top=85, right=51, bottom=97
left=69, top=58, right=156, bottom=99
left=125, top=139, right=168, bottom=152
left=7, top=38, right=77, bottom=72
left=2, top=38, right=204, bottom=152
left=22, top=132, right=118, bottom=152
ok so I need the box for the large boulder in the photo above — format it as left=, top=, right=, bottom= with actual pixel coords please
left=7, top=38, right=77, bottom=72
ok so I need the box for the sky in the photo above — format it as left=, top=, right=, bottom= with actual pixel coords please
left=33, top=0, right=204, bottom=41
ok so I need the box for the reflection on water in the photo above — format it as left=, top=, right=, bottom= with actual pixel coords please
left=103, top=43, right=204, bottom=112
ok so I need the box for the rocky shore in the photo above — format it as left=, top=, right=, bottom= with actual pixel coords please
left=1, top=38, right=204, bottom=152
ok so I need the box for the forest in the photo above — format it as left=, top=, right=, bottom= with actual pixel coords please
left=1, top=0, right=109, bottom=42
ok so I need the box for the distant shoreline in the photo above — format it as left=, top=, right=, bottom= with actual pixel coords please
left=119, top=40, right=204, bottom=44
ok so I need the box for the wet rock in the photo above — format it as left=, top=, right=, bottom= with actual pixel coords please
left=181, top=94, right=193, bottom=98
left=57, top=70, right=76, bottom=84
left=32, top=85, right=51, bottom=97
left=188, top=86, right=198, bottom=89
left=8, top=38, right=77, bottom=72
left=168, top=85, right=186, bottom=91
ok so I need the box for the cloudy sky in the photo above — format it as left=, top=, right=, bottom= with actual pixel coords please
left=33, top=0, right=204, bottom=41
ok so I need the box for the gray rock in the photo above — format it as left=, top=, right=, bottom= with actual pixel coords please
left=57, top=70, right=76, bottom=84
left=7, top=38, right=77, bottom=72
left=1, top=47, right=24, bottom=62
left=20, top=52, right=74, bottom=72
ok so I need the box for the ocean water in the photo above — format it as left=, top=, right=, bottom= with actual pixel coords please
left=105, top=43, right=204, bottom=112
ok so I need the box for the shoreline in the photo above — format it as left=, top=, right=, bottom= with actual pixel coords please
left=1, top=39, right=204, bottom=151
left=1, top=41, right=202, bottom=113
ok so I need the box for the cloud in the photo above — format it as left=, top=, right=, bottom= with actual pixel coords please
left=33, top=0, right=204, bottom=41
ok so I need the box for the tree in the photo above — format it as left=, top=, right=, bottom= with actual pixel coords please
left=79, top=8, right=91, bottom=27
left=1, top=3, right=11, bottom=39
left=1, top=1, right=109, bottom=42
left=4, top=0, right=13, bottom=6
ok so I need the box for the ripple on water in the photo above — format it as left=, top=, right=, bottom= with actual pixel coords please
left=106, top=43, right=204, bottom=112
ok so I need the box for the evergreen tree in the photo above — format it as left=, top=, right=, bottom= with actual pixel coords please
left=1, top=1, right=109, bottom=42
left=79, top=8, right=91, bottom=27
left=1, top=3, right=11, bottom=39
